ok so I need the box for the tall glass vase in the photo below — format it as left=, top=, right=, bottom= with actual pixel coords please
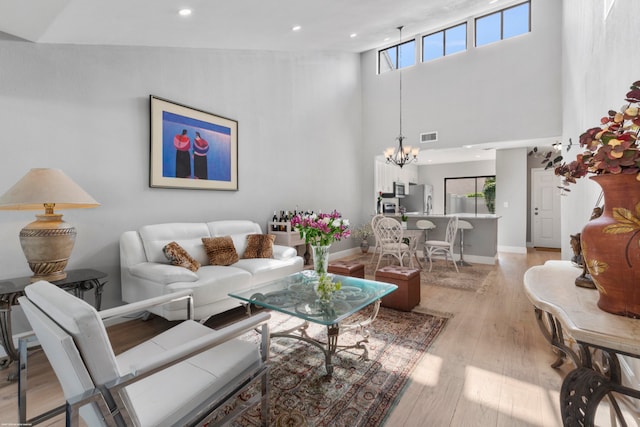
left=311, top=244, right=331, bottom=277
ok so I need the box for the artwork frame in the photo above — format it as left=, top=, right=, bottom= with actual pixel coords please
left=150, top=95, right=238, bottom=191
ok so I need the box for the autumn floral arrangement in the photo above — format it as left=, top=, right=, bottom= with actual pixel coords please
left=555, top=81, right=640, bottom=186
left=290, top=210, right=351, bottom=246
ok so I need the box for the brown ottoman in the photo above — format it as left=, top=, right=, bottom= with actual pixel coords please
left=327, top=260, right=365, bottom=278
left=375, top=265, right=421, bottom=311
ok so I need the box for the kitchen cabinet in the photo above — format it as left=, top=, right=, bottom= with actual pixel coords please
left=375, top=159, right=418, bottom=194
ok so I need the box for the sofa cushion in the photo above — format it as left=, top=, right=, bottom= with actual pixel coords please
left=139, top=223, right=210, bottom=265
left=207, top=221, right=262, bottom=258
left=243, top=234, right=275, bottom=259
left=130, top=263, right=199, bottom=284
left=163, top=242, right=201, bottom=272
left=202, top=237, right=239, bottom=266
left=165, top=266, right=252, bottom=308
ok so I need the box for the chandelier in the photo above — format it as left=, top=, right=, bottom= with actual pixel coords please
left=384, top=25, right=418, bottom=168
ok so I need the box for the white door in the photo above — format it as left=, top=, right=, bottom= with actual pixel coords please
left=531, top=168, right=561, bottom=248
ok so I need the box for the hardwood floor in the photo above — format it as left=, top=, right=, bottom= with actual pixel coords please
left=384, top=249, right=568, bottom=427
left=0, top=249, right=565, bottom=426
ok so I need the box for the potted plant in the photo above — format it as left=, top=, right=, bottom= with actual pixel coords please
left=482, top=178, right=496, bottom=214
left=555, top=80, right=640, bottom=318
left=353, top=223, right=373, bottom=253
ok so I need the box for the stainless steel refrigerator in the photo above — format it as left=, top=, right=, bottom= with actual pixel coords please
left=402, top=184, right=433, bottom=214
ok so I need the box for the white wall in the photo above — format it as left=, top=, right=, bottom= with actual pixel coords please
left=0, top=38, right=363, bottom=309
left=496, top=148, right=528, bottom=252
left=560, top=0, right=640, bottom=258
left=360, top=0, right=562, bottom=240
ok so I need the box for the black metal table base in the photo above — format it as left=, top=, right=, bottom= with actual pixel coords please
left=0, top=269, right=107, bottom=375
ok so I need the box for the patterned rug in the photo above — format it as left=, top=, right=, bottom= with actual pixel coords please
left=217, top=307, right=448, bottom=426
left=350, top=253, right=497, bottom=293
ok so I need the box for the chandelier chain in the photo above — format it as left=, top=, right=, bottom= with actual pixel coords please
left=383, top=25, right=418, bottom=168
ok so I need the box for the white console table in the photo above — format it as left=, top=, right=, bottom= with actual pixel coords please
left=524, top=261, right=640, bottom=426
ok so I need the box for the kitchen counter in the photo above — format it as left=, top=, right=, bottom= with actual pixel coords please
left=381, top=213, right=499, bottom=264
left=405, top=213, right=500, bottom=219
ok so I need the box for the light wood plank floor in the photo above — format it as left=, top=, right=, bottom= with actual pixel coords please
left=0, top=249, right=566, bottom=426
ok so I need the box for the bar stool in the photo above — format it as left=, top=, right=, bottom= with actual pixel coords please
left=457, top=220, right=473, bottom=267
left=416, top=220, right=436, bottom=242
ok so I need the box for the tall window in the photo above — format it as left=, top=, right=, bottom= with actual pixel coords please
left=379, top=39, right=416, bottom=74
left=475, top=1, right=530, bottom=47
left=422, top=23, right=467, bottom=62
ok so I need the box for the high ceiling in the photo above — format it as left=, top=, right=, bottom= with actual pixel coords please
left=0, top=0, right=550, bottom=165
left=0, top=0, right=511, bottom=53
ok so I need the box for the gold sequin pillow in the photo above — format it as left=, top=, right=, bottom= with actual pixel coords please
left=243, top=234, right=276, bottom=259
left=202, top=236, right=239, bottom=266
left=162, top=241, right=201, bottom=272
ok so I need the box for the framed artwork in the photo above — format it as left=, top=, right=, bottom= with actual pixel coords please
left=150, top=95, right=238, bottom=190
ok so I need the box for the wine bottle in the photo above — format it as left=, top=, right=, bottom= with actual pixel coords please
left=271, top=211, right=278, bottom=231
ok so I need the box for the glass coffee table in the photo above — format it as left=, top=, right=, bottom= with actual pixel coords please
left=229, top=272, right=397, bottom=375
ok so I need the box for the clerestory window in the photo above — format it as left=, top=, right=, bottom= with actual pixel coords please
left=475, top=1, right=530, bottom=47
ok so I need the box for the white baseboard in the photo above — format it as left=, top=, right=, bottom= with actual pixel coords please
left=498, top=245, right=527, bottom=254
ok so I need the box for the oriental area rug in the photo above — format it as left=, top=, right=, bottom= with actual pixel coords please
left=350, top=253, right=497, bottom=293
left=211, top=307, right=448, bottom=427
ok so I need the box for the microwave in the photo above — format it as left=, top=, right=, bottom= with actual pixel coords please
left=393, top=182, right=406, bottom=198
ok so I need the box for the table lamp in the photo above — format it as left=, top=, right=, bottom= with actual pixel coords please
left=0, top=168, right=100, bottom=282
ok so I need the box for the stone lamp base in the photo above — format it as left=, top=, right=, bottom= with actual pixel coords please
left=19, top=213, right=76, bottom=282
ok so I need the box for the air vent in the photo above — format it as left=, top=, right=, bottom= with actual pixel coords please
left=420, top=131, right=438, bottom=143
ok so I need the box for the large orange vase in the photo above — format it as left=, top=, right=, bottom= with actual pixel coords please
left=581, top=174, right=640, bottom=318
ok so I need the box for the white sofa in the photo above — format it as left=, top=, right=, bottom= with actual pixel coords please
left=120, top=220, right=304, bottom=321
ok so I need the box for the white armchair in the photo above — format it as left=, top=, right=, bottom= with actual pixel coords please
left=19, top=281, right=271, bottom=427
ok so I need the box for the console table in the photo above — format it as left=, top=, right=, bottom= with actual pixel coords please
left=0, top=268, right=108, bottom=370
left=524, top=261, right=640, bottom=425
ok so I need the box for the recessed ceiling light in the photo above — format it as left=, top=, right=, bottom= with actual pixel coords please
left=383, top=37, right=390, bottom=42
left=292, top=25, right=301, bottom=31
left=178, top=9, right=192, bottom=16
left=350, top=33, right=357, bottom=38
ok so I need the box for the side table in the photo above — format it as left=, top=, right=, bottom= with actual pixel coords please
left=0, top=268, right=108, bottom=371
left=524, top=261, right=640, bottom=425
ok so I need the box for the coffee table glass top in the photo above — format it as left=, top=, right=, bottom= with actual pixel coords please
left=229, top=272, right=397, bottom=326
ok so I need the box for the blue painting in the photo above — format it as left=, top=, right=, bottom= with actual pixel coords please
left=162, top=111, right=231, bottom=181
left=150, top=96, right=238, bottom=191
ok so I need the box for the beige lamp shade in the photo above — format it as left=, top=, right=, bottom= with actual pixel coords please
left=0, top=168, right=100, bottom=282
left=0, top=168, right=100, bottom=211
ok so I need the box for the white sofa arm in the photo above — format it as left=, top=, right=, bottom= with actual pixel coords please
left=129, top=262, right=198, bottom=285
left=272, top=244, right=298, bottom=260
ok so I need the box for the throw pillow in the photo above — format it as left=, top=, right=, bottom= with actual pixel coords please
left=243, top=234, right=276, bottom=259
left=202, top=236, right=239, bottom=266
left=162, top=241, right=201, bottom=272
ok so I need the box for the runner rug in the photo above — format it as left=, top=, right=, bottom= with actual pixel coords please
left=216, top=307, right=448, bottom=427
left=350, top=253, right=497, bottom=293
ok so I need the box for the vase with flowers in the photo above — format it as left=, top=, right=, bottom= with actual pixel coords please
left=353, top=223, right=373, bottom=253
left=290, top=210, right=351, bottom=278
left=315, top=274, right=342, bottom=304
left=555, top=80, right=640, bottom=318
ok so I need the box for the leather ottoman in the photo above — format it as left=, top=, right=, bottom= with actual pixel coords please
left=375, top=265, right=421, bottom=311
left=327, top=260, right=365, bottom=278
